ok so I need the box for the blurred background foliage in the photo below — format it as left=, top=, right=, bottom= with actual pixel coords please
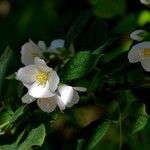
left=1, top=0, right=150, bottom=149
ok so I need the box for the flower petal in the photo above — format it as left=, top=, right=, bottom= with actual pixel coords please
left=37, top=97, right=57, bottom=113
left=21, top=39, right=43, bottom=65
left=73, top=87, right=87, bottom=92
left=49, top=71, right=60, bottom=92
left=58, top=85, right=74, bottom=106
left=34, top=57, right=52, bottom=72
left=130, top=30, right=146, bottom=41
left=128, top=42, right=150, bottom=63
left=50, top=39, right=65, bottom=49
left=16, top=65, right=38, bottom=84
left=141, top=57, right=150, bottom=71
left=29, top=81, right=55, bottom=98
left=22, top=93, right=36, bottom=104
left=48, top=39, right=65, bottom=54
left=38, top=41, right=46, bottom=51
left=66, top=90, right=79, bottom=108
left=56, top=96, right=66, bottom=111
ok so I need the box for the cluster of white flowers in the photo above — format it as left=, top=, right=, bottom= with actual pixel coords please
left=16, top=39, right=86, bottom=113
left=128, top=30, right=150, bottom=71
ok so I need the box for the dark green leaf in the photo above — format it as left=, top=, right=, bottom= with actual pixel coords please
left=0, top=47, right=13, bottom=94
left=9, top=105, right=26, bottom=124
left=65, top=11, right=92, bottom=48
left=60, top=51, right=100, bottom=81
left=86, top=121, right=111, bottom=150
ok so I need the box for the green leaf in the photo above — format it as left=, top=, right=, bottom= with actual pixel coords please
left=89, top=0, right=126, bottom=19
left=18, top=124, right=46, bottom=150
left=60, top=51, right=100, bottom=81
left=9, top=105, right=26, bottom=124
left=76, top=139, right=85, bottom=150
left=130, top=103, right=148, bottom=134
left=0, top=108, right=13, bottom=128
left=124, top=102, right=148, bottom=134
left=0, top=47, right=13, bottom=93
left=92, top=38, right=117, bottom=55
left=65, top=11, right=92, bottom=48
left=0, top=145, right=16, bottom=150
left=86, top=121, right=111, bottom=150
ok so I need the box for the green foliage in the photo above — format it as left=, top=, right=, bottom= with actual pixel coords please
left=18, top=124, right=46, bottom=150
left=89, top=0, right=126, bottom=18
left=60, top=51, right=101, bottom=81
left=0, top=47, right=13, bottom=93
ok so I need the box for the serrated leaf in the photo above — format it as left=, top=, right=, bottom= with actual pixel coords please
left=86, top=121, right=111, bottom=150
left=89, top=0, right=126, bottom=19
left=60, top=51, right=100, bottom=81
left=18, top=124, right=46, bottom=150
left=0, top=47, right=13, bottom=94
left=9, top=105, right=26, bottom=124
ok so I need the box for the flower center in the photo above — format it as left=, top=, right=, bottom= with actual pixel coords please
left=36, top=71, right=48, bottom=85
left=32, top=52, right=39, bottom=58
left=143, top=48, right=150, bottom=57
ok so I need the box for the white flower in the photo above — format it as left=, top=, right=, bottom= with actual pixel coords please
left=21, top=39, right=43, bottom=66
left=22, top=84, right=86, bottom=113
left=130, top=30, right=147, bottom=41
left=128, top=41, right=150, bottom=71
left=48, top=39, right=65, bottom=54
left=140, top=0, right=150, bottom=6
left=16, top=57, right=59, bottom=98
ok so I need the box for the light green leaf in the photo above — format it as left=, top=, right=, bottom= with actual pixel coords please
left=86, top=121, right=111, bottom=150
left=0, top=145, right=16, bottom=150
left=89, top=0, right=126, bottom=19
left=0, top=47, right=13, bottom=93
left=5, top=73, right=16, bottom=80
left=60, top=51, right=100, bottom=81
left=9, top=105, right=26, bottom=124
left=18, top=124, right=46, bottom=150
left=0, top=108, right=14, bottom=128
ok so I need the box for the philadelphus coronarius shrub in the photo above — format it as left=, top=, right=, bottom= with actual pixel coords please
left=16, top=39, right=86, bottom=113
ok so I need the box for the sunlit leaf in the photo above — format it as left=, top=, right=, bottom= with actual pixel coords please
left=60, top=51, right=101, bottom=81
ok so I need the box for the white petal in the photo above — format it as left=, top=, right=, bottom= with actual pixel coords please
left=49, top=71, right=60, bottom=92
left=29, top=81, right=55, bottom=98
left=16, top=65, right=38, bottom=84
left=50, top=39, right=65, bottom=49
left=37, top=97, right=57, bottom=113
left=66, top=90, right=79, bottom=108
left=140, top=0, right=150, bottom=5
left=73, top=87, right=87, bottom=92
left=58, top=85, right=74, bottom=106
left=34, top=57, right=52, bottom=72
left=48, top=39, right=65, bottom=54
left=130, top=30, right=146, bottom=41
left=128, top=42, right=150, bottom=63
left=56, top=96, right=66, bottom=111
left=141, top=57, right=150, bottom=71
left=38, top=41, right=46, bottom=51
left=21, top=39, right=43, bottom=65
left=22, top=93, right=36, bottom=104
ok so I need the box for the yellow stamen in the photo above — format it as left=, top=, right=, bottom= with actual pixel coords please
left=32, top=52, right=39, bottom=58
left=36, top=71, right=48, bottom=85
left=143, top=48, right=150, bottom=57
